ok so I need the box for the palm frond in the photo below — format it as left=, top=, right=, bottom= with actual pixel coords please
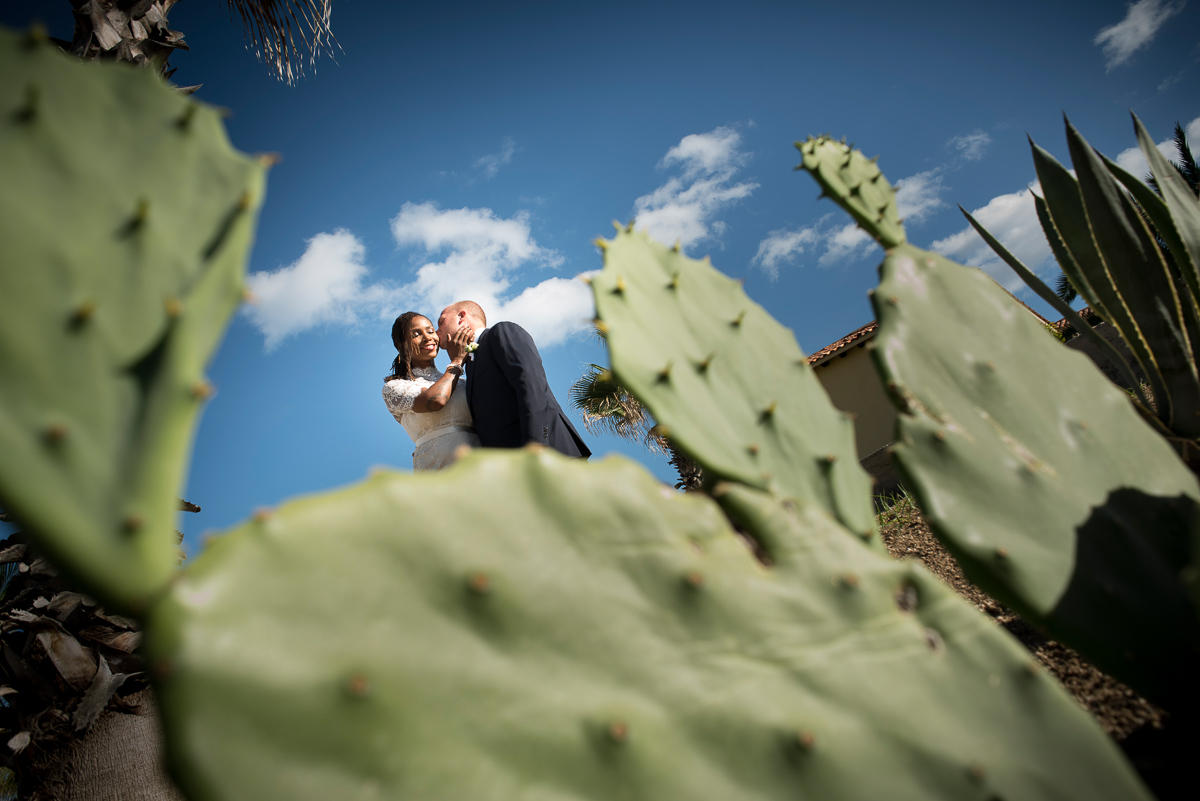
left=1145, top=121, right=1199, bottom=198
left=1171, top=122, right=1200, bottom=195
left=225, top=0, right=338, bottom=84
left=1054, top=271, right=1077, bottom=305
left=568, top=364, right=663, bottom=451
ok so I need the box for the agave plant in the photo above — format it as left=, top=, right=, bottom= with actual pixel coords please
left=963, top=115, right=1200, bottom=472
left=1056, top=120, right=1199, bottom=305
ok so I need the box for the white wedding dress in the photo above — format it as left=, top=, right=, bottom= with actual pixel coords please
left=382, top=366, right=480, bottom=470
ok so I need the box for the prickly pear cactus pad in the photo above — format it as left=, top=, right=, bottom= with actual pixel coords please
left=796, top=136, right=905, bottom=248
left=0, top=27, right=266, bottom=611
left=146, top=450, right=1151, bottom=801
left=871, top=242, right=1200, bottom=710
left=591, top=228, right=876, bottom=542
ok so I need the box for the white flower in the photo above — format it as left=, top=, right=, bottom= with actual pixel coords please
left=466, top=342, right=479, bottom=354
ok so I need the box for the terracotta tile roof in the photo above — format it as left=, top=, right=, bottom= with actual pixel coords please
left=1050, top=306, right=1099, bottom=335
left=807, top=321, right=878, bottom=367
left=807, top=296, right=1068, bottom=369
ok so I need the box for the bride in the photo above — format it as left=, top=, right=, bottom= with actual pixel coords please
left=382, top=311, right=480, bottom=470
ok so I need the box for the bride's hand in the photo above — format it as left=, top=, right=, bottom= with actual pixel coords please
left=443, top=325, right=473, bottom=364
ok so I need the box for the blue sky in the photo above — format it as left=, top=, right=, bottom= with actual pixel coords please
left=2, top=1, right=1198, bottom=552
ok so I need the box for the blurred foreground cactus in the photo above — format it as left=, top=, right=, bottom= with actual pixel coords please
left=149, top=447, right=1149, bottom=801
left=0, top=24, right=1180, bottom=801
left=0, top=26, right=266, bottom=613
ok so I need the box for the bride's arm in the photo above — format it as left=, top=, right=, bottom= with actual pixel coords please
left=411, top=362, right=464, bottom=412
left=411, top=325, right=471, bottom=412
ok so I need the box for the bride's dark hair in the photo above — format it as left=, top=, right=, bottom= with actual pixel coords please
left=386, top=311, right=427, bottom=381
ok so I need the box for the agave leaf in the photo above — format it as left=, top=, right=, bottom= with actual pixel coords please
left=1103, top=151, right=1200, bottom=312
left=1100, top=151, right=1200, bottom=383
left=1032, top=194, right=1096, bottom=309
left=960, top=205, right=1142, bottom=395
left=1067, top=120, right=1200, bottom=435
left=1032, top=140, right=1167, bottom=407
left=1134, top=114, right=1200, bottom=290
left=1030, top=191, right=1162, bottom=416
left=1031, top=143, right=1132, bottom=327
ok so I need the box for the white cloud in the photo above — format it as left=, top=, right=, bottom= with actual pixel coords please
left=948, top=130, right=992, bottom=161
left=661, top=127, right=743, bottom=177
left=752, top=227, right=820, bottom=278
left=245, top=230, right=375, bottom=350
left=391, top=202, right=551, bottom=268
left=894, top=169, right=945, bottom=223
left=1114, top=115, right=1200, bottom=179
left=390, top=202, right=561, bottom=312
left=1095, top=0, right=1185, bottom=71
left=819, top=169, right=945, bottom=266
left=474, top=137, right=516, bottom=180
left=390, top=202, right=592, bottom=347
left=752, top=167, right=948, bottom=275
left=633, top=126, right=758, bottom=249
left=818, top=224, right=874, bottom=267
left=244, top=204, right=594, bottom=351
left=931, top=183, right=1047, bottom=292
left=1158, top=69, right=1185, bottom=92
left=929, top=113, right=1200, bottom=295
left=494, top=276, right=595, bottom=347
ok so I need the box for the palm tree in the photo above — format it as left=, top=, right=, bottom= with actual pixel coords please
left=58, top=0, right=335, bottom=85
left=569, top=364, right=704, bottom=491
left=1146, top=122, right=1200, bottom=198
left=1056, top=121, right=1199, bottom=304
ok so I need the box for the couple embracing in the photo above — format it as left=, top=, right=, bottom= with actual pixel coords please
left=382, top=300, right=590, bottom=471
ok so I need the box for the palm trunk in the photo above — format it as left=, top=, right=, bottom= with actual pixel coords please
left=66, top=1, right=188, bottom=77
left=38, top=691, right=182, bottom=801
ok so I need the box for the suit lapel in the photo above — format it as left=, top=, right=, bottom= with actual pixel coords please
left=464, top=327, right=486, bottom=406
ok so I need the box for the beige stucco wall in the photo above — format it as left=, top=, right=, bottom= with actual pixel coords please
left=812, top=343, right=896, bottom=461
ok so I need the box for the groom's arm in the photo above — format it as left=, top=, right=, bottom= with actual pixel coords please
left=488, top=322, right=547, bottom=444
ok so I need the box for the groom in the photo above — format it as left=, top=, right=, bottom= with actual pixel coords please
left=436, top=300, right=591, bottom=459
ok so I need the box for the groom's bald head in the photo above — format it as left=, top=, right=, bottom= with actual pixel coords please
left=436, top=300, right=487, bottom=345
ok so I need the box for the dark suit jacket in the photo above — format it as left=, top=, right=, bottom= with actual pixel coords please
left=465, top=322, right=591, bottom=458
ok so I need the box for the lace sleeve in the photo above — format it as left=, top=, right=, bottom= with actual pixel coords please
left=383, top=378, right=422, bottom=416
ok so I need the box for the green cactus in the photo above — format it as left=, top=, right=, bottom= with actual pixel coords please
left=0, top=24, right=1171, bottom=799
left=0, top=27, right=266, bottom=612
left=797, top=136, right=1200, bottom=714
left=146, top=450, right=1151, bottom=801
left=797, top=135, right=905, bottom=249
left=591, top=228, right=877, bottom=543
